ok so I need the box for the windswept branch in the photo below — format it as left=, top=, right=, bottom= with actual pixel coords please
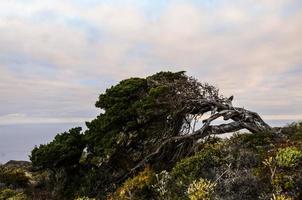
left=118, top=96, right=272, bottom=182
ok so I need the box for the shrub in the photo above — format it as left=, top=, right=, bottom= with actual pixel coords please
left=110, top=167, right=156, bottom=200
left=77, top=167, right=114, bottom=199
left=169, top=145, right=222, bottom=199
left=281, top=122, right=302, bottom=140
left=187, top=178, right=216, bottom=200
left=151, top=170, right=171, bottom=199
left=271, top=194, right=293, bottom=200
left=229, top=132, right=275, bottom=150
left=0, top=166, right=29, bottom=187
left=0, top=189, right=28, bottom=200
left=275, top=147, right=302, bottom=168
left=214, top=168, right=266, bottom=200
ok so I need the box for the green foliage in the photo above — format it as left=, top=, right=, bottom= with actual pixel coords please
left=187, top=178, right=216, bottom=200
left=275, top=147, right=302, bottom=168
left=29, top=127, right=87, bottom=199
left=0, top=189, right=28, bottom=200
left=271, top=194, right=294, bottom=200
left=85, top=71, right=197, bottom=161
left=281, top=122, right=302, bottom=141
left=151, top=170, right=171, bottom=199
left=171, top=145, right=222, bottom=182
left=76, top=168, right=114, bottom=199
left=214, top=143, right=268, bottom=199
left=95, top=78, right=148, bottom=110
left=169, top=144, right=222, bottom=199
left=109, top=167, right=156, bottom=200
left=229, top=131, right=275, bottom=149
left=0, top=166, right=29, bottom=187
left=147, top=71, right=187, bottom=82
left=86, top=78, right=149, bottom=156
left=30, top=127, right=86, bottom=170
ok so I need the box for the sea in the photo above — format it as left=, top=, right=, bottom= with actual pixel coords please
left=0, top=123, right=84, bottom=164
left=0, top=120, right=296, bottom=164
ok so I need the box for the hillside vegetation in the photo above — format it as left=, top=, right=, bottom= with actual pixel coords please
left=1, top=71, right=301, bottom=200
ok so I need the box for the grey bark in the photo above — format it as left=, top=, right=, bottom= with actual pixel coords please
left=118, top=96, right=272, bottom=182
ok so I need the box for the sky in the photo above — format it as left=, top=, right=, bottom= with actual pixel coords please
left=0, top=0, right=302, bottom=162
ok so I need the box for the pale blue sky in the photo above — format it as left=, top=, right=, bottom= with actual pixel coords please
left=0, top=1, right=301, bottom=128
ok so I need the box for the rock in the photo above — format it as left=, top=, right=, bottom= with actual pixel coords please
left=4, top=160, right=31, bottom=168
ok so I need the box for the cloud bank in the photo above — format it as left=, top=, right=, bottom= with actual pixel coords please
left=0, top=0, right=301, bottom=125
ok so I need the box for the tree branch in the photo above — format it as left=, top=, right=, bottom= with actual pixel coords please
left=117, top=102, right=272, bottom=183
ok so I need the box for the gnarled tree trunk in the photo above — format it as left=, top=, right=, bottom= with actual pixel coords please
left=118, top=96, right=272, bottom=182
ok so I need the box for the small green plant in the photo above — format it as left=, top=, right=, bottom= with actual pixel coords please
left=275, top=147, right=302, bottom=168
left=152, top=170, right=171, bottom=199
left=271, top=194, right=293, bottom=200
left=263, top=156, right=277, bottom=181
left=187, top=178, right=216, bottom=200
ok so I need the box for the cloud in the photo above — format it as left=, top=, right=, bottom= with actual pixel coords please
left=262, top=114, right=302, bottom=121
left=0, top=0, right=301, bottom=124
left=0, top=113, right=92, bottom=125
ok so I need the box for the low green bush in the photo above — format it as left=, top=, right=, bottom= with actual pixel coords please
left=169, top=145, right=222, bottom=199
left=0, top=166, right=29, bottom=187
left=0, top=189, right=28, bottom=200
left=281, top=122, right=302, bottom=140
left=187, top=178, right=216, bottom=200
left=229, top=132, right=275, bottom=149
left=275, top=147, right=302, bottom=168
left=109, top=167, right=156, bottom=200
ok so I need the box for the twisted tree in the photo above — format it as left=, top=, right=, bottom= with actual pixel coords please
left=30, top=71, right=273, bottom=198
left=84, top=71, right=272, bottom=183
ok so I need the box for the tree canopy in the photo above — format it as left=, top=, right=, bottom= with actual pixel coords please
left=30, top=127, right=85, bottom=170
